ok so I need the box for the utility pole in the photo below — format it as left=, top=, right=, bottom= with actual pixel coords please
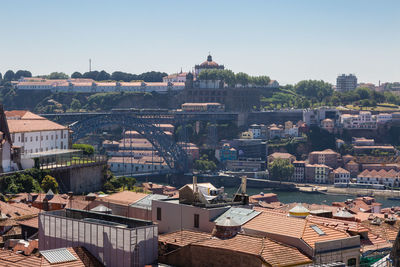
left=89, top=59, right=92, bottom=72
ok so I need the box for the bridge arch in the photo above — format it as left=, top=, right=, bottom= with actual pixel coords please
left=69, top=113, right=189, bottom=173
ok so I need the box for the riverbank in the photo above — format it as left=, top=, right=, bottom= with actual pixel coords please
left=326, top=186, right=400, bottom=198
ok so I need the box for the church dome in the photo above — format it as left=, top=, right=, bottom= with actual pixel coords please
left=200, top=54, right=219, bottom=67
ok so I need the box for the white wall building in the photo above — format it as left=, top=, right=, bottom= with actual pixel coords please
left=376, top=113, right=392, bottom=124
left=6, top=111, right=69, bottom=155
left=333, top=168, right=351, bottom=184
left=340, top=111, right=377, bottom=129
left=357, top=169, right=400, bottom=188
left=16, top=78, right=185, bottom=93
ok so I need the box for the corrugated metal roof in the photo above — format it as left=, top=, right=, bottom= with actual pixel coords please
left=91, top=204, right=112, bottom=212
left=130, top=194, right=169, bottom=209
left=214, top=207, right=260, bottom=225
left=40, top=248, right=77, bottom=264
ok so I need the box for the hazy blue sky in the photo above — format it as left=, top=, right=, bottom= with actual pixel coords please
left=1, top=0, right=399, bottom=84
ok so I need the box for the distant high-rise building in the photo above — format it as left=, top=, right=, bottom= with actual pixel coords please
left=336, top=74, right=357, bottom=92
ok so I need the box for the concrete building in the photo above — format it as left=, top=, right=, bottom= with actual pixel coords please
left=357, top=169, right=400, bottom=188
left=308, top=149, right=339, bottom=169
left=267, top=152, right=296, bottom=165
left=226, top=159, right=266, bottom=172
left=305, top=164, right=332, bottom=184
left=352, top=137, right=374, bottom=146
left=321, top=118, right=334, bottom=133
left=194, top=54, right=225, bottom=77
left=303, top=108, right=338, bottom=126
left=333, top=167, right=351, bottom=184
left=376, top=113, right=392, bottom=124
left=181, top=102, right=224, bottom=112
left=215, top=143, right=237, bottom=163
left=0, top=105, right=19, bottom=172
left=6, top=110, right=70, bottom=155
left=152, top=180, right=249, bottom=234
left=293, top=161, right=306, bottom=182
left=353, top=145, right=396, bottom=155
left=336, top=74, right=357, bottom=92
left=39, top=209, right=158, bottom=267
left=229, top=139, right=267, bottom=161
left=163, top=71, right=187, bottom=83
left=15, top=78, right=184, bottom=93
left=340, top=112, right=377, bottom=129
left=283, top=121, right=299, bottom=137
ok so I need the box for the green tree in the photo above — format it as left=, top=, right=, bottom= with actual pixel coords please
left=14, top=70, right=32, bottom=79
left=48, top=72, right=69, bottom=79
left=70, top=98, right=81, bottom=110
left=41, top=175, right=59, bottom=193
left=72, top=144, right=95, bottom=155
left=95, top=70, right=111, bottom=81
left=294, top=80, right=333, bottom=101
left=71, top=72, right=83, bottom=78
left=269, top=158, right=294, bottom=183
left=235, top=72, right=250, bottom=86
left=119, top=176, right=137, bottom=190
left=194, top=155, right=217, bottom=171
left=4, top=70, right=15, bottom=81
left=103, top=181, right=115, bottom=193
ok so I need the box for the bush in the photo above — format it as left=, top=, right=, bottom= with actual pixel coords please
left=72, top=144, right=95, bottom=156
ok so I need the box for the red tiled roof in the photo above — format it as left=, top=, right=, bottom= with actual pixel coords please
left=0, top=247, right=103, bottom=266
left=99, top=191, right=148, bottom=205
left=17, top=216, right=38, bottom=229
left=7, top=119, right=67, bottom=133
left=159, top=230, right=312, bottom=267
left=307, top=215, right=368, bottom=234
left=0, top=201, right=40, bottom=219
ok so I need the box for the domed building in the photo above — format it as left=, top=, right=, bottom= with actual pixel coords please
left=194, top=54, right=224, bottom=77
left=288, top=204, right=310, bottom=218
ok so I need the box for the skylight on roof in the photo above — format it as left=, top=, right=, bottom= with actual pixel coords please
left=310, top=225, right=326, bottom=236
left=41, top=248, right=77, bottom=264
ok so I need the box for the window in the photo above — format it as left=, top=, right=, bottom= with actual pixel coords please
left=30, top=136, right=32, bottom=142
left=46, top=135, right=48, bottom=140
left=157, top=207, right=162, bottom=221
left=348, top=258, right=357, bottom=266
left=194, top=214, right=200, bottom=228
left=310, top=225, right=325, bottom=236
left=36, top=136, right=38, bottom=141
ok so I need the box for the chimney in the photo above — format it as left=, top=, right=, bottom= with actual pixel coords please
left=241, top=176, right=247, bottom=194
left=193, top=176, right=198, bottom=193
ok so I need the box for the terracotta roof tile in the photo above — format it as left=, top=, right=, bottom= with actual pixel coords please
left=160, top=230, right=312, bottom=267
left=99, top=191, right=148, bottom=205
left=302, top=221, right=349, bottom=248
left=243, top=209, right=306, bottom=238
left=7, top=119, right=67, bottom=133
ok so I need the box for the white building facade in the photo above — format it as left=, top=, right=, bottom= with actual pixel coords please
left=6, top=111, right=69, bottom=155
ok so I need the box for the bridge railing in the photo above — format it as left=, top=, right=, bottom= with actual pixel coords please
left=40, top=155, right=107, bottom=170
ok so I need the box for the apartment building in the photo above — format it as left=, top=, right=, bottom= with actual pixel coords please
left=6, top=111, right=69, bottom=155
left=308, top=149, right=339, bottom=168
left=340, top=111, right=377, bottom=129
left=333, top=167, right=351, bottom=184
left=16, top=78, right=184, bottom=93
left=293, top=161, right=306, bottom=182
left=336, top=74, right=357, bottom=92
left=357, top=169, right=400, bottom=188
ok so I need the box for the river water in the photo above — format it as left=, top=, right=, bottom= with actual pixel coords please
left=135, top=178, right=400, bottom=208
left=223, top=187, right=400, bottom=208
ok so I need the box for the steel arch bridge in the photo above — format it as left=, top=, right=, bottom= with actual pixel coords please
left=70, top=113, right=189, bottom=173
